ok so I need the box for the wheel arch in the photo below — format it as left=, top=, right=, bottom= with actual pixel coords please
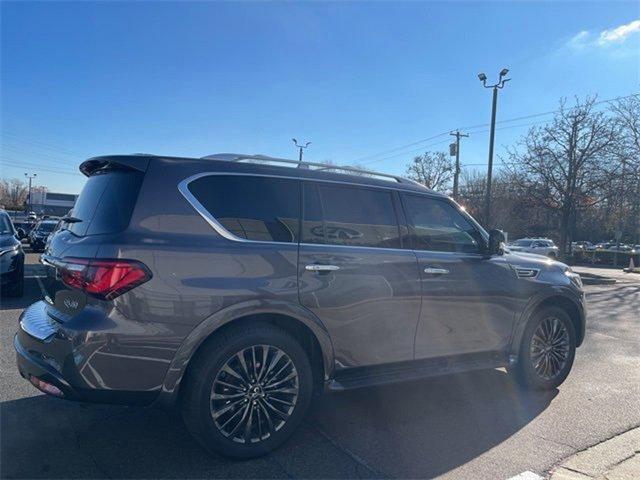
left=510, top=289, right=586, bottom=357
left=156, top=300, right=334, bottom=408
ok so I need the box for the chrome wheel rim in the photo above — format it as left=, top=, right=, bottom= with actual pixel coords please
left=210, top=345, right=298, bottom=444
left=530, top=316, right=570, bottom=380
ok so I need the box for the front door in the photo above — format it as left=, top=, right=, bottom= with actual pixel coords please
left=400, top=194, right=518, bottom=359
left=299, top=182, right=421, bottom=368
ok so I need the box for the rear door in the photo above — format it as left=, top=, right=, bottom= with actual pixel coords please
left=298, top=182, right=421, bottom=368
left=400, top=194, right=518, bottom=359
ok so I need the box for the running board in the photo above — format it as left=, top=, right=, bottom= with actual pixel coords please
left=327, top=353, right=507, bottom=392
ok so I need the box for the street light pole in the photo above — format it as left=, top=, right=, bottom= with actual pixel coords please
left=450, top=130, right=468, bottom=201
left=24, top=173, right=37, bottom=213
left=292, top=138, right=311, bottom=165
left=477, top=68, right=510, bottom=227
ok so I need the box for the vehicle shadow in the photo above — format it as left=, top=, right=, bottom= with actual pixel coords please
left=307, top=368, right=556, bottom=478
left=0, top=368, right=555, bottom=479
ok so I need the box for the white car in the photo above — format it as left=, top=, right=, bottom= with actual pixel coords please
left=507, top=238, right=559, bottom=258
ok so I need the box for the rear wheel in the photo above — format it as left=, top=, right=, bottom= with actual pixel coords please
left=181, top=323, right=313, bottom=458
left=511, top=306, right=576, bottom=390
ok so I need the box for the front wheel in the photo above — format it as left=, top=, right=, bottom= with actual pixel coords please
left=510, top=306, right=576, bottom=390
left=181, top=323, right=313, bottom=458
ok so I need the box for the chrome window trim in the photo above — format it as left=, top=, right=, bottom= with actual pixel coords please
left=178, top=171, right=446, bottom=250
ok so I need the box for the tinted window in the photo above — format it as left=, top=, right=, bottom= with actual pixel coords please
left=402, top=195, right=483, bottom=253
left=512, top=239, right=533, bottom=247
left=302, top=183, right=325, bottom=244
left=189, top=175, right=300, bottom=243
left=312, top=183, right=400, bottom=248
left=68, top=169, right=144, bottom=236
left=36, top=222, right=56, bottom=233
left=0, top=214, right=13, bottom=235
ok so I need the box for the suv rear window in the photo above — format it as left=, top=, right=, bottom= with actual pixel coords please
left=188, top=175, right=300, bottom=243
left=67, top=169, right=144, bottom=236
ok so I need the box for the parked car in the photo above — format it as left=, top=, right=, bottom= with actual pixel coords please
left=0, top=209, right=25, bottom=297
left=605, top=244, right=635, bottom=253
left=28, top=220, right=58, bottom=252
left=11, top=221, right=35, bottom=240
left=16, top=154, right=586, bottom=458
left=507, top=238, right=560, bottom=258
left=571, top=241, right=593, bottom=252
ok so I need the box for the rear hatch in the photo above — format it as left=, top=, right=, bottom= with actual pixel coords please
left=41, top=157, right=148, bottom=313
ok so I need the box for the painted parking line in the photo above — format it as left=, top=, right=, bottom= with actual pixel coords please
left=506, top=472, right=544, bottom=480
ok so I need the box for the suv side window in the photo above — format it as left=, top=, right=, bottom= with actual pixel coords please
left=304, top=182, right=401, bottom=248
left=402, top=194, right=483, bottom=253
left=188, top=175, right=300, bottom=243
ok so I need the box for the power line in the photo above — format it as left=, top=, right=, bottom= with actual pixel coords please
left=361, top=138, right=452, bottom=165
left=1, top=161, right=82, bottom=177
left=352, top=92, right=639, bottom=165
left=351, top=132, right=450, bottom=164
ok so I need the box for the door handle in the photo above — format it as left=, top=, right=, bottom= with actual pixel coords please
left=424, top=267, right=449, bottom=275
left=305, top=264, right=340, bottom=272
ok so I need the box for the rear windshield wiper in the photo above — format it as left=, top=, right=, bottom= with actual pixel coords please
left=61, top=216, right=83, bottom=224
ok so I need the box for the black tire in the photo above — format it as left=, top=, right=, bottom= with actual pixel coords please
left=511, top=306, right=576, bottom=390
left=181, top=323, right=313, bottom=459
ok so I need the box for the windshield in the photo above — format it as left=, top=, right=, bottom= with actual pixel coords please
left=0, top=215, right=13, bottom=235
left=36, top=222, right=56, bottom=233
left=511, top=240, right=532, bottom=246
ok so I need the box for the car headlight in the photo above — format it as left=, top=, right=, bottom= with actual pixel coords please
left=564, top=267, right=583, bottom=288
left=0, top=244, right=21, bottom=256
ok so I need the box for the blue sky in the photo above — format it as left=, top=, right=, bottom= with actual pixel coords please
left=1, top=1, right=638, bottom=194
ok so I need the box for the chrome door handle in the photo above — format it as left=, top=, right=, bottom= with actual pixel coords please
left=305, top=264, right=340, bottom=272
left=424, top=267, right=449, bottom=275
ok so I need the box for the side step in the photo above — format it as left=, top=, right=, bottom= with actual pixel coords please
left=327, top=353, right=507, bottom=392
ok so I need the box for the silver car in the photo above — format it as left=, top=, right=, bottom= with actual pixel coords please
left=508, top=238, right=560, bottom=258
left=15, top=154, right=586, bottom=458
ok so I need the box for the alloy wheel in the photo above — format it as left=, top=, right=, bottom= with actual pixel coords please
left=530, top=316, right=570, bottom=380
left=210, top=345, right=299, bottom=444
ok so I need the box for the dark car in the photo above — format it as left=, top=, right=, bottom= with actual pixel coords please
left=1, top=209, right=25, bottom=297
left=12, top=220, right=35, bottom=240
left=28, top=220, right=58, bottom=252
left=15, top=154, right=586, bottom=458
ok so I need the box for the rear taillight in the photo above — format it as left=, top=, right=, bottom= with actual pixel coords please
left=58, top=257, right=151, bottom=300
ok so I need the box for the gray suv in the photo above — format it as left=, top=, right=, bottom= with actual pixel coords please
left=15, top=154, right=586, bottom=458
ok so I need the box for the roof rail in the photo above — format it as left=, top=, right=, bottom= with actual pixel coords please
left=201, top=153, right=421, bottom=186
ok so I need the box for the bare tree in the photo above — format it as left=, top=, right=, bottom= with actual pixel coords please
left=405, top=151, right=454, bottom=191
left=0, top=178, right=28, bottom=210
left=610, top=95, right=640, bottom=243
left=505, top=97, right=617, bottom=257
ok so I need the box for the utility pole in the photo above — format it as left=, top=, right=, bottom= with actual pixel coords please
left=292, top=138, right=311, bottom=166
left=477, top=68, right=510, bottom=227
left=449, top=130, right=468, bottom=201
left=24, top=173, right=37, bottom=213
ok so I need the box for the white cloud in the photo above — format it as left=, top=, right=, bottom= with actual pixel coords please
left=566, top=19, right=640, bottom=50
left=598, top=19, right=640, bottom=45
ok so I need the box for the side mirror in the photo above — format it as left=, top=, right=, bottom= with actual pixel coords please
left=16, top=228, right=25, bottom=239
left=487, top=229, right=505, bottom=256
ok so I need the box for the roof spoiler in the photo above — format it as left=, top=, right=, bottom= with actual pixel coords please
left=79, top=155, right=152, bottom=177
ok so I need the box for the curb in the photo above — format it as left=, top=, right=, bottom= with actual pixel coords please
left=548, top=426, right=640, bottom=480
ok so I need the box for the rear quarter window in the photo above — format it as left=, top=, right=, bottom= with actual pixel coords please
left=187, top=175, right=301, bottom=243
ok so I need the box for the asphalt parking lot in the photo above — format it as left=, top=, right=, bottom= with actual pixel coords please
left=1, top=251, right=639, bottom=479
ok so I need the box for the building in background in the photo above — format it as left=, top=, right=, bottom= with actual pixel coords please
left=29, top=191, right=78, bottom=217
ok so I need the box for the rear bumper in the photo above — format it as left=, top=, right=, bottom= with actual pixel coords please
left=15, top=300, right=164, bottom=406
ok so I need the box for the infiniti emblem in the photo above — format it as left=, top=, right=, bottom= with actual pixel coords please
left=63, top=298, right=79, bottom=310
